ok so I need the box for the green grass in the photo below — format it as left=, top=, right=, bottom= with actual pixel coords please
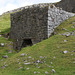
left=0, top=13, right=75, bottom=75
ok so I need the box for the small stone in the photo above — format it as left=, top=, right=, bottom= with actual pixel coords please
left=2, top=55, right=8, bottom=58
left=51, top=69, right=56, bottom=73
left=71, top=54, right=73, bottom=56
left=63, top=50, right=68, bottom=54
left=0, top=35, right=1, bottom=37
left=53, top=56, right=56, bottom=59
left=21, top=53, right=25, bottom=57
left=45, top=71, right=49, bottom=74
left=24, top=62, right=31, bottom=65
left=1, top=43, right=4, bottom=47
left=62, top=28, right=67, bottom=30
left=1, top=59, right=3, bottom=61
left=28, top=56, right=31, bottom=58
left=18, top=67, right=23, bottom=69
left=64, top=40, right=67, bottom=42
left=34, top=71, right=36, bottom=74
left=40, top=56, right=43, bottom=59
left=26, top=68, right=29, bottom=70
left=51, top=62, right=53, bottom=64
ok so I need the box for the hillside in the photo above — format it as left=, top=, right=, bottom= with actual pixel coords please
left=0, top=13, right=75, bottom=75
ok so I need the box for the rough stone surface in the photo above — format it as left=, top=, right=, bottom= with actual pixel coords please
left=10, top=4, right=75, bottom=50
left=55, top=0, right=75, bottom=13
left=2, top=55, right=8, bottom=58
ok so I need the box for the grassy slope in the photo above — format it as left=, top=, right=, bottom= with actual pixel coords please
left=0, top=14, right=75, bottom=75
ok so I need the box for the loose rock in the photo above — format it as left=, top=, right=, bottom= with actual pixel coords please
left=63, top=50, right=68, bottom=54
left=2, top=55, right=8, bottom=58
left=51, top=69, right=56, bottom=73
left=1, top=43, right=4, bottom=47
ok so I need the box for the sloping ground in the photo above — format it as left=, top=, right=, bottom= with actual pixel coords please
left=0, top=14, right=75, bottom=75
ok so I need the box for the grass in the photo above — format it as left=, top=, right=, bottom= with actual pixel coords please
left=0, top=13, right=75, bottom=75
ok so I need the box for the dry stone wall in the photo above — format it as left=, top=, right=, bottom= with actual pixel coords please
left=10, top=4, right=75, bottom=50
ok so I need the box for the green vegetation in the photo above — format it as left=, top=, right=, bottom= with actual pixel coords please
left=0, top=13, right=75, bottom=75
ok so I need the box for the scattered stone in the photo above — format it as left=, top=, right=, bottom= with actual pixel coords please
left=73, top=61, right=75, bottom=64
left=2, top=55, right=8, bottom=58
left=40, top=56, right=43, bottom=59
left=62, top=28, right=67, bottom=30
left=1, top=59, right=3, bottom=61
left=51, top=69, right=56, bottom=73
left=0, top=35, right=1, bottom=37
left=53, top=56, right=56, bottom=59
left=72, top=51, right=75, bottom=52
left=1, top=43, right=4, bottom=47
left=24, top=62, right=31, bottom=65
left=21, top=53, right=25, bottom=57
left=71, top=26, right=74, bottom=28
left=28, top=56, right=32, bottom=59
left=26, top=68, right=29, bottom=70
left=63, top=50, right=68, bottom=54
left=18, top=67, right=23, bottom=69
left=71, top=54, right=73, bottom=56
left=62, top=32, right=71, bottom=37
left=24, top=60, right=27, bottom=62
left=64, top=40, right=67, bottom=42
left=1, top=65, right=8, bottom=69
left=34, top=71, right=37, bottom=74
left=50, top=62, right=53, bottom=64
left=35, top=60, right=43, bottom=63
left=45, top=71, right=49, bottom=74
left=8, top=50, right=13, bottom=53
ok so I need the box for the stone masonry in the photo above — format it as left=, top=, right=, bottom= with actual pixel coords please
left=10, top=4, right=75, bottom=50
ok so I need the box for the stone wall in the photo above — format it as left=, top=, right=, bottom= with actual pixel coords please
left=47, top=5, right=75, bottom=37
left=10, top=5, right=48, bottom=50
left=10, top=4, right=75, bottom=50
left=55, top=0, right=75, bottom=13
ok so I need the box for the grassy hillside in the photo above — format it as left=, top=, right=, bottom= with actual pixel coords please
left=0, top=13, right=75, bottom=75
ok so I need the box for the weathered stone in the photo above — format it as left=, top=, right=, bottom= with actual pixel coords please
left=2, top=55, right=8, bottom=58
left=21, top=53, right=25, bottom=57
left=10, top=4, right=75, bottom=50
left=1, top=43, right=4, bottom=47
left=24, top=62, right=31, bottom=65
left=51, top=69, right=56, bottom=73
left=45, top=71, right=49, bottom=74
left=63, top=50, right=68, bottom=54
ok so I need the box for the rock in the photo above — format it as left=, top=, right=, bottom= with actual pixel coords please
left=62, top=32, right=71, bottom=37
left=34, top=71, right=36, bottom=74
left=26, top=68, right=29, bottom=70
left=50, top=62, right=53, bottom=64
left=39, top=56, right=43, bottom=59
left=18, top=67, right=23, bottom=69
left=0, top=30, right=1, bottom=32
left=24, top=62, right=31, bottom=65
left=2, top=55, right=8, bottom=58
left=0, top=35, right=1, bottom=37
left=8, top=50, right=13, bottom=53
left=1, top=65, right=8, bottom=69
left=21, top=53, right=25, bottom=57
left=35, top=60, right=43, bottom=63
left=63, top=50, right=68, bottom=54
left=28, top=56, right=32, bottom=58
left=1, top=43, right=4, bottom=47
left=45, top=71, right=49, bottom=74
left=62, top=28, right=67, bottom=30
left=64, top=40, right=67, bottom=42
left=51, top=69, right=56, bottom=73
left=1, top=59, right=3, bottom=61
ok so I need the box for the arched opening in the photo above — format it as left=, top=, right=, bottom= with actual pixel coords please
left=22, top=39, right=33, bottom=48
